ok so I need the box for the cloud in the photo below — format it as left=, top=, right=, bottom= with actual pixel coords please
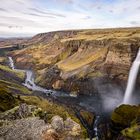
left=8, top=26, right=23, bottom=29
left=0, top=23, right=10, bottom=27
left=28, top=8, right=66, bottom=18
left=15, top=0, right=25, bottom=5
left=24, top=12, right=56, bottom=18
left=53, top=0, right=74, bottom=4
left=0, top=0, right=140, bottom=37
left=130, top=21, right=140, bottom=25
left=0, top=8, right=7, bottom=12
left=82, top=16, right=92, bottom=20
left=28, top=8, right=49, bottom=14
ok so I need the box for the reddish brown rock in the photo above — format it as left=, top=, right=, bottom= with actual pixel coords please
left=52, top=80, right=64, bottom=90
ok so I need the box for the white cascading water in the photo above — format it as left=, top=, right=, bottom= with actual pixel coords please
left=9, top=57, right=15, bottom=70
left=8, top=57, right=50, bottom=93
left=123, top=48, right=140, bottom=104
left=23, top=70, right=53, bottom=93
left=8, top=57, right=70, bottom=97
left=93, top=116, right=100, bottom=140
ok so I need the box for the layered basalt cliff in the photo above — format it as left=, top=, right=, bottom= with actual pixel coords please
left=11, top=28, right=140, bottom=95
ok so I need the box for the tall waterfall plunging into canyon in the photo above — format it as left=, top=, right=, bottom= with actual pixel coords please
left=123, top=49, right=140, bottom=104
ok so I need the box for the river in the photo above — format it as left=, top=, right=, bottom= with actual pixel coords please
left=8, top=56, right=103, bottom=139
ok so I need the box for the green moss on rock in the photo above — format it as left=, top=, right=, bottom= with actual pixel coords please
left=0, top=88, right=19, bottom=112
left=0, top=80, right=31, bottom=95
left=111, top=104, right=140, bottom=140
left=0, top=64, right=25, bottom=80
left=111, top=105, right=140, bottom=126
left=122, top=123, right=140, bottom=140
left=0, top=79, right=31, bottom=112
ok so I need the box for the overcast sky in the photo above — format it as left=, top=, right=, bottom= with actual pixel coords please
left=0, top=0, right=140, bottom=37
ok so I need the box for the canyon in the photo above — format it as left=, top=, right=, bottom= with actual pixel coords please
left=0, top=27, right=140, bottom=140
left=11, top=28, right=140, bottom=97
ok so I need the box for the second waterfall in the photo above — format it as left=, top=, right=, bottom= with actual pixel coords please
left=123, top=48, right=140, bottom=104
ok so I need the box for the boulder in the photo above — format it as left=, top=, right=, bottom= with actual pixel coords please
left=111, top=105, right=140, bottom=127
left=64, top=118, right=81, bottom=136
left=51, top=115, right=64, bottom=132
left=52, top=80, right=64, bottom=90
left=110, top=104, right=140, bottom=140
left=0, top=117, right=48, bottom=140
left=42, top=129, right=59, bottom=140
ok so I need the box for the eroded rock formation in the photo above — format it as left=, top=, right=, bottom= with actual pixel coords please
left=10, top=28, right=140, bottom=95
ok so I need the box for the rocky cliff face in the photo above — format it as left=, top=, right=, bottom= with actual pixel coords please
left=11, top=28, right=140, bottom=95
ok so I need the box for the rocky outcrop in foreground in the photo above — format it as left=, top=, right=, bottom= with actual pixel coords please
left=1, top=103, right=140, bottom=140
left=0, top=103, right=82, bottom=140
left=0, top=117, right=81, bottom=140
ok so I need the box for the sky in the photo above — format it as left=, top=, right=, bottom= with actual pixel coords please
left=0, top=0, right=140, bottom=37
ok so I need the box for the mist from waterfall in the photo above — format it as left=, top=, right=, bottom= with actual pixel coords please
left=123, top=49, right=140, bottom=104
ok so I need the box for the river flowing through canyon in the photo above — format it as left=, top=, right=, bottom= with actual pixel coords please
left=8, top=56, right=102, bottom=139
left=9, top=57, right=71, bottom=97
left=8, top=53, right=140, bottom=139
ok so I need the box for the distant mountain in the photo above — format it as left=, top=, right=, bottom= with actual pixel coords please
left=0, top=38, right=6, bottom=41
left=0, top=37, right=30, bottom=48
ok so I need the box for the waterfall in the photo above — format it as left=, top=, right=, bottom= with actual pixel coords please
left=8, top=57, right=70, bottom=97
left=8, top=57, right=15, bottom=70
left=93, top=116, right=100, bottom=140
left=123, top=49, right=140, bottom=104
left=23, top=70, right=36, bottom=89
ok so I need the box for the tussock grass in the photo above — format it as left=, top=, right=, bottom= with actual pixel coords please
left=21, top=96, right=75, bottom=120
left=0, top=80, right=31, bottom=95
left=0, top=64, right=25, bottom=80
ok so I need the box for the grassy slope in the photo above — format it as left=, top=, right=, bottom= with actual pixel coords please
left=0, top=62, right=31, bottom=94
left=0, top=61, right=32, bottom=111
left=61, top=28, right=140, bottom=41
left=0, top=64, right=25, bottom=79
left=57, top=47, right=108, bottom=72
left=0, top=83, right=20, bottom=112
